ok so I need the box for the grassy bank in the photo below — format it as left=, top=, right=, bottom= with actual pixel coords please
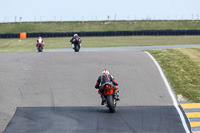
left=148, top=47, right=200, bottom=102
left=0, top=36, right=200, bottom=52
left=0, top=20, right=200, bottom=34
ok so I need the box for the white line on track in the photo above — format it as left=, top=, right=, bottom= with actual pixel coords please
left=145, top=51, right=191, bottom=133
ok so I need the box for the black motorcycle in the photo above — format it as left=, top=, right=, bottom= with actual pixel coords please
left=36, top=40, right=44, bottom=52
left=71, top=37, right=81, bottom=52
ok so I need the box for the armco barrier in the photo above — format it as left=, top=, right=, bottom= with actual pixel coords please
left=1, top=30, right=200, bottom=38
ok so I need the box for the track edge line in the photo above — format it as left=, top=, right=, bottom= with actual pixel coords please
left=144, top=51, right=191, bottom=133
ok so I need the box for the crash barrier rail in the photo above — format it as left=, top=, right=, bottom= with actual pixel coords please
left=1, top=30, right=200, bottom=38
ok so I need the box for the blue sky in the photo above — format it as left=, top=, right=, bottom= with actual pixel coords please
left=1, top=0, right=200, bottom=22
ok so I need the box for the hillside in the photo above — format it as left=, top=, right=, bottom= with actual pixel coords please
left=0, top=20, right=200, bottom=34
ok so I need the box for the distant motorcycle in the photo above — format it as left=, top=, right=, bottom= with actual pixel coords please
left=101, top=82, right=118, bottom=113
left=36, top=39, right=44, bottom=52
left=71, top=37, right=81, bottom=52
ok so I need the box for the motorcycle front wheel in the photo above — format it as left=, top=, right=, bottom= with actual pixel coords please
left=38, top=46, right=43, bottom=52
left=74, top=45, right=79, bottom=52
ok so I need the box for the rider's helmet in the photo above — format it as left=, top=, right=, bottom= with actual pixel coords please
left=102, top=69, right=110, bottom=75
left=38, top=36, right=42, bottom=39
left=74, top=34, right=78, bottom=37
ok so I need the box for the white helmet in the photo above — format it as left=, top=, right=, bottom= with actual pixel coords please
left=102, top=69, right=109, bottom=75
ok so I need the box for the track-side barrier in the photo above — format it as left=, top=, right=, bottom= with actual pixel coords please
left=1, top=30, right=200, bottom=38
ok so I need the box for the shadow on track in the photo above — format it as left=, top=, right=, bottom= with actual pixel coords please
left=4, top=106, right=191, bottom=133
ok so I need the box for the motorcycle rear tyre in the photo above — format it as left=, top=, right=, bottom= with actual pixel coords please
left=107, top=95, right=115, bottom=113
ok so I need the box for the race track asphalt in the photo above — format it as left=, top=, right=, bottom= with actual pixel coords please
left=0, top=51, right=191, bottom=133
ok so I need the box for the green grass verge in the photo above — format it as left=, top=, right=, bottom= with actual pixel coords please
left=148, top=47, right=200, bottom=102
left=0, top=36, right=200, bottom=52
left=1, top=20, right=200, bottom=34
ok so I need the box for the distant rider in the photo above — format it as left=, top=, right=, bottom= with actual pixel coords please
left=95, top=69, right=120, bottom=105
left=36, top=36, right=44, bottom=48
left=70, top=34, right=82, bottom=49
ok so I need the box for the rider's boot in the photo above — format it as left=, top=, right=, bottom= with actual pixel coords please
left=101, top=94, right=106, bottom=105
left=114, top=92, right=120, bottom=101
left=72, top=44, right=75, bottom=49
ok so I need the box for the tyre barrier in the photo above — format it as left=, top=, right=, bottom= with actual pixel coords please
left=1, top=30, right=200, bottom=38
left=0, top=33, right=19, bottom=38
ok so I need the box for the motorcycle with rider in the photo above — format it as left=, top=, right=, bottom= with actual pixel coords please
left=70, top=34, right=82, bottom=52
left=95, top=69, right=120, bottom=113
left=36, top=36, right=44, bottom=52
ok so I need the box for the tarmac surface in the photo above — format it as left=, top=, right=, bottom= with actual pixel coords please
left=44, top=44, right=200, bottom=52
left=0, top=51, right=192, bottom=133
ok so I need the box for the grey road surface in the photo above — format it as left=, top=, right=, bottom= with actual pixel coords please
left=44, top=44, right=200, bottom=52
left=0, top=52, right=191, bottom=133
